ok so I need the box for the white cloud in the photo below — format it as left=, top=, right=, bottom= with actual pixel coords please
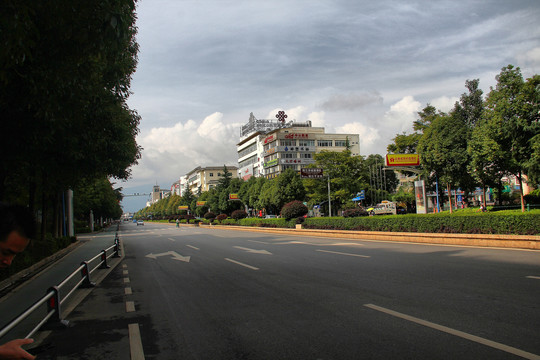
left=383, top=96, right=421, bottom=134
left=430, top=96, right=459, bottom=112
left=130, top=113, right=240, bottom=186
left=335, top=122, right=380, bottom=155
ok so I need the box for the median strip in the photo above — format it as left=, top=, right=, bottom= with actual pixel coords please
left=317, top=249, right=370, bottom=258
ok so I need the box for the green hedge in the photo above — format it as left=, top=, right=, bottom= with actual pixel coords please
left=303, top=212, right=539, bottom=235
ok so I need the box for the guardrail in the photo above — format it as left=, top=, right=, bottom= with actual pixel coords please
left=0, top=232, right=121, bottom=341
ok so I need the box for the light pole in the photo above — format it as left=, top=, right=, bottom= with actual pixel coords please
left=327, top=174, right=332, bottom=217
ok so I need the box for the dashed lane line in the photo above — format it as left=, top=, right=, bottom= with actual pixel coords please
left=225, top=258, right=259, bottom=271
left=128, top=323, right=145, bottom=360
left=364, top=304, right=540, bottom=360
left=317, top=249, right=370, bottom=258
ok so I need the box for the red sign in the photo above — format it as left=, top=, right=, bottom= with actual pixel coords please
left=264, top=135, right=275, bottom=144
left=284, top=133, right=308, bottom=139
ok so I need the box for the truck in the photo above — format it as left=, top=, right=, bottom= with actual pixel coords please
left=367, top=200, right=397, bottom=215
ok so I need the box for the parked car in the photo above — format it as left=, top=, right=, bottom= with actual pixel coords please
left=265, top=215, right=277, bottom=219
left=396, top=206, right=407, bottom=214
left=137, top=220, right=144, bottom=226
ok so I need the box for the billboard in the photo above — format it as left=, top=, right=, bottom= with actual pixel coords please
left=385, top=154, right=420, bottom=167
left=301, top=168, right=324, bottom=179
left=229, top=194, right=239, bottom=200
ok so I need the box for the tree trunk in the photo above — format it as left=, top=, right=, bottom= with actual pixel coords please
left=517, top=171, right=525, bottom=212
left=447, top=183, right=453, bottom=214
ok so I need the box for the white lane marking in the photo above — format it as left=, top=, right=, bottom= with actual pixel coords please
left=125, top=287, right=132, bottom=295
left=225, top=258, right=259, bottom=271
left=123, top=270, right=129, bottom=275
left=168, top=237, right=176, bottom=242
left=122, top=264, right=127, bottom=268
left=248, top=240, right=270, bottom=245
left=317, top=249, right=370, bottom=258
left=526, top=276, right=540, bottom=280
left=126, top=301, right=135, bottom=313
left=145, top=251, right=191, bottom=262
left=128, top=323, right=145, bottom=360
left=186, top=245, right=200, bottom=250
left=234, top=246, right=272, bottom=255
left=364, top=304, right=540, bottom=360
left=124, top=277, right=130, bottom=283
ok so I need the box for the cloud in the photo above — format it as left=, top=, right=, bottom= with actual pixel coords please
left=383, top=96, right=421, bottom=134
left=430, top=96, right=459, bottom=112
left=130, top=113, right=240, bottom=186
left=516, top=47, right=540, bottom=75
left=320, top=91, right=383, bottom=111
left=335, top=122, right=380, bottom=155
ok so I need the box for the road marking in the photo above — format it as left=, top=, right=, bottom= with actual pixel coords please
left=247, top=240, right=270, bottom=245
left=123, top=270, right=129, bottom=275
left=122, top=264, right=127, bottom=268
left=364, top=304, right=540, bottom=360
left=526, top=276, right=540, bottom=280
left=124, top=277, right=130, bottom=283
left=125, top=287, right=132, bottom=295
left=234, top=246, right=272, bottom=255
left=128, top=323, right=145, bottom=360
left=225, top=258, right=259, bottom=270
left=186, top=245, right=200, bottom=250
left=145, top=251, right=191, bottom=262
left=126, top=301, right=135, bottom=312
left=168, top=237, right=176, bottom=242
left=317, top=249, right=370, bottom=258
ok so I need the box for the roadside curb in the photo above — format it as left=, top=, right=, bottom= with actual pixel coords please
left=201, top=225, right=540, bottom=250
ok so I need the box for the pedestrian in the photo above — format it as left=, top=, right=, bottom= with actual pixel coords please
left=176, top=218, right=179, bottom=228
left=0, top=203, right=37, bottom=360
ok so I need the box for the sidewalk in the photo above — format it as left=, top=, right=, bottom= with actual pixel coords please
left=0, top=226, right=122, bottom=342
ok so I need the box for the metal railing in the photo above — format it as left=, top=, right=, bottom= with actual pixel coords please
left=0, top=233, right=121, bottom=340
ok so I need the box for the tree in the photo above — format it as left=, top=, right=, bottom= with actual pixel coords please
left=274, top=169, right=306, bottom=210
left=304, top=149, right=368, bottom=215
left=418, top=112, right=469, bottom=213
left=483, top=65, right=540, bottom=211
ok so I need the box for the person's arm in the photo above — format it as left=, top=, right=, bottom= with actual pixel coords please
left=0, top=339, right=36, bottom=359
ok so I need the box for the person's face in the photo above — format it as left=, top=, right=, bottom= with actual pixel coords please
left=0, top=231, right=30, bottom=268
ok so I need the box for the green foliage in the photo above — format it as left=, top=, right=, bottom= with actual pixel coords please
left=231, top=210, right=248, bottom=220
left=343, top=208, right=369, bottom=217
left=302, top=213, right=539, bottom=235
left=238, top=218, right=295, bottom=228
left=281, top=200, right=308, bottom=220
left=204, top=211, right=216, bottom=220
left=74, top=177, right=123, bottom=220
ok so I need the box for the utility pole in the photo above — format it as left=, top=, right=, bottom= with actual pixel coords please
left=327, top=174, right=332, bottom=217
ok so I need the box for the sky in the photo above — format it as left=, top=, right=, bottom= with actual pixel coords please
left=120, top=0, right=540, bottom=213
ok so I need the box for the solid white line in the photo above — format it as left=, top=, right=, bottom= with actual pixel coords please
left=317, top=249, right=370, bottom=258
left=128, top=323, right=145, bottom=360
left=364, top=304, right=540, bottom=360
left=526, top=276, right=540, bottom=280
left=225, top=258, right=259, bottom=270
left=186, top=245, right=200, bottom=250
left=126, top=301, right=135, bottom=313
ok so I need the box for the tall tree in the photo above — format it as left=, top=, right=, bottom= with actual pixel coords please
left=483, top=65, right=540, bottom=211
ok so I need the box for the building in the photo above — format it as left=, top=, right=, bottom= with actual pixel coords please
left=150, top=185, right=170, bottom=205
left=237, top=113, right=360, bottom=179
left=184, top=166, right=239, bottom=193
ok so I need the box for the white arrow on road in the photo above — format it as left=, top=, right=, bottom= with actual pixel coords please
left=145, top=251, right=191, bottom=262
left=233, top=246, right=272, bottom=255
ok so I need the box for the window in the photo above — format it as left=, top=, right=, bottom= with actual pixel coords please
left=209, top=173, right=214, bottom=177
left=334, top=140, right=347, bottom=147
left=281, top=139, right=296, bottom=146
left=317, top=140, right=332, bottom=147
left=300, top=153, right=312, bottom=159
left=299, top=139, right=315, bottom=146
left=282, top=164, right=297, bottom=171
left=283, top=153, right=295, bottom=158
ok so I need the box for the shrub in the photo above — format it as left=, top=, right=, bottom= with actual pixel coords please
left=216, top=214, right=228, bottom=222
left=281, top=200, right=308, bottom=220
left=231, top=210, right=248, bottom=220
left=204, top=211, right=216, bottom=220
left=343, top=208, right=369, bottom=217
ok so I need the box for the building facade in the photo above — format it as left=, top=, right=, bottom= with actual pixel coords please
left=184, top=166, right=239, bottom=193
left=237, top=114, right=360, bottom=180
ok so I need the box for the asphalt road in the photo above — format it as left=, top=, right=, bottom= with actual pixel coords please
left=18, top=222, right=540, bottom=359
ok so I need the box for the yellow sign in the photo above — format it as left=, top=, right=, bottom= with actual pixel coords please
left=178, top=206, right=189, bottom=210
left=229, top=194, right=239, bottom=200
left=385, top=154, right=420, bottom=167
left=196, top=201, right=207, bottom=206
